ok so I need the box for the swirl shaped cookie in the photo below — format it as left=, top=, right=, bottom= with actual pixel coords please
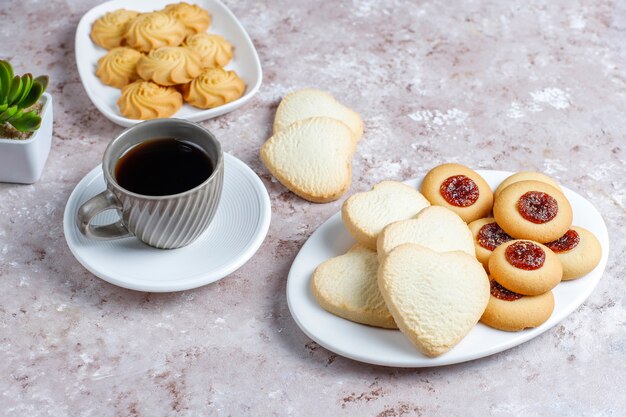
left=117, top=80, right=183, bottom=120
left=96, top=47, right=142, bottom=88
left=124, top=12, right=187, bottom=52
left=91, top=9, right=140, bottom=50
left=136, top=46, right=203, bottom=86
left=182, top=67, right=245, bottom=109
left=183, top=33, right=233, bottom=68
left=163, top=2, right=211, bottom=36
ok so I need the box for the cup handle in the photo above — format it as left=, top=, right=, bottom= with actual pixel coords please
left=76, top=189, right=131, bottom=240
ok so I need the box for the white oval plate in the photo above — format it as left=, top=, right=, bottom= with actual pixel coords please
left=75, top=0, right=262, bottom=127
left=63, top=154, right=270, bottom=292
left=287, top=170, right=609, bottom=367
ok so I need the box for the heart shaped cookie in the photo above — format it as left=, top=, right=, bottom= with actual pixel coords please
left=342, top=181, right=431, bottom=249
left=273, top=89, right=364, bottom=141
left=260, top=117, right=356, bottom=203
left=377, top=205, right=475, bottom=260
left=378, top=244, right=490, bottom=357
left=312, top=245, right=397, bottom=329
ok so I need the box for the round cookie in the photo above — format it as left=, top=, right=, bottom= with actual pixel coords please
left=117, top=80, right=183, bottom=120
left=493, top=180, right=572, bottom=243
left=545, top=226, right=602, bottom=280
left=181, top=67, right=245, bottom=109
left=420, top=163, right=494, bottom=223
left=494, top=171, right=561, bottom=198
left=96, top=47, right=142, bottom=88
left=468, top=217, right=513, bottom=272
left=489, top=239, right=562, bottom=296
left=480, top=279, right=554, bottom=331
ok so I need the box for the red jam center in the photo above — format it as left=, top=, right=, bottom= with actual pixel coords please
left=440, top=175, right=479, bottom=207
left=477, top=222, right=513, bottom=251
left=546, top=229, right=580, bottom=253
left=505, top=241, right=546, bottom=270
left=517, top=191, right=558, bottom=224
left=490, top=279, right=523, bottom=301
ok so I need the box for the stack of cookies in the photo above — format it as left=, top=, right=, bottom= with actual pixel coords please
left=311, top=163, right=602, bottom=357
left=313, top=178, right=491, bottom=357
left=90, top=2, right=245, bottom=119
left=464, top=171, right=603, bottom=331
left=260, top=89, right=363, bottom=203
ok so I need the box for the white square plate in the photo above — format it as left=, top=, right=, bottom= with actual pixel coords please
left=75, top=0, right=262, bottom=127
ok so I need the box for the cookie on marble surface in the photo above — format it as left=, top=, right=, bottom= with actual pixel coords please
left=545, top=226, right=602, bottom=280
left=489, top=240, right=562, bottom=296
left=117, top=80, right=183, bottom=120
left=312, top=244, right=397, bottom=329
left=377, top=206, right=474, bottom=260
left=378, top=244, right=489, bottom=357
left=124, top=12, right=187, bottom=53
left=183, top=33, right=233, bottom=68
left=494, top=171, right=561, bottom=198
left=260, top=117, right=356, bottom=203
left=342, top=181, right=431, bottom=249
left=181, top=67, right=245, bottom=109
left=96, top=47, right=142, bottom=88
left=163, top=2, right=211, bottom=36
left=420, top=163, right=493, bottom=223
left=468, top=217, right=513, bottom=272
left=136, top=46, right=203, bottom=86
left=273, top=89, right=364, bottom=141
left=493, top=180, right=572, bottom=243
left=480, top=279, right=554, bottom=331
left=91, top=9, right=140, bottom=50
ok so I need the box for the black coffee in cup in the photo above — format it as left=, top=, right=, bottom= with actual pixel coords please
left=115, top=137, right=214, bottom=196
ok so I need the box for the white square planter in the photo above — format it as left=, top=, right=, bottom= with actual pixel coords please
left=0, top=93, right=53, bottom=184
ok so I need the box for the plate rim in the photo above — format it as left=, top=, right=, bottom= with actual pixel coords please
left=74, top=0, right=263, bottom=127
left=286, top=170, right=610, bottom=367
left=63, top=153, right=271, bottom=292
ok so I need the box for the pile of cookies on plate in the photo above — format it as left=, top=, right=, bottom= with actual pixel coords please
left=90, top=2, right=245, bottom=120
left=312, top=163, right=602, bottom=357
left=260, top=88, right=363, bottom=202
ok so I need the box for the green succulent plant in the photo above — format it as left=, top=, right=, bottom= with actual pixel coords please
left=0, top=60, right=48, bottom=133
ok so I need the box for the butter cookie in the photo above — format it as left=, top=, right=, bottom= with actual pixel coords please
left=96, top=47, right=142, bottom=88
left=91, top=9, right=139, bottom=50
left=124, top=12, right=187, bottom=52
left=181, top=67, right=245, bottom=109
left=117, top=80, right=183, bottom=120
left=493, top=180, right=572, bottom=243
left=420, top=163, right=494, bottom=223
left=136, top=46, right=203, bottom=86
left=480, top=279, right=554, bottom=331
left=545, top=226, right=602, bottom=280
left=489, top=240, right=562, bottom=296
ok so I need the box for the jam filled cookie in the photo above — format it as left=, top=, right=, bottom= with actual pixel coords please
left=468, top=217, right=513, bottom=272
left=163, top=2, right=212, bottom=36
left=493, top=180, right=572, bottom=243
left=480, top=279, right=554, bottom=331
left=124, top=12, right=187, bottom=53
left=181, top=67, right=245, bottom=109
left=91, top=9, right=140, bottom=50
left=136, top=46, right=203, bottom=86
left=183, top=33, right=233, bottom=68
left=420, top=163, right=493, bottom=223
left=494, top=171, right=561, bottom=199
left=117, top=80, right=183, bottom=120
left=489, top=240, right=562, bottom=296
left=96, top=47, right=142, bottom=88
left=545, top=226, right=602, bottom=280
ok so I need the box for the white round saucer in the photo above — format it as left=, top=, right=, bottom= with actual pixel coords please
left=63, top=153, right=271, bottom=292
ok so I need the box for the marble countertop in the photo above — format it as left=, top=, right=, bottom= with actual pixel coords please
left=1, top=0, right=625, bottom=415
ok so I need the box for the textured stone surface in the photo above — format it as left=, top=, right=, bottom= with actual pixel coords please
left=1, top=0, right=625, bottom=416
